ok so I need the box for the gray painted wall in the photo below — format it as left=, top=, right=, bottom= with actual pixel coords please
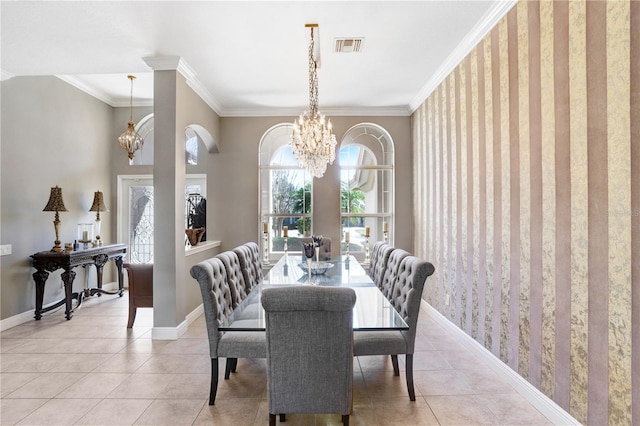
left=1, top=76, right=115, bottom=319
left=0, top=75, right=412, bottom=325
left=213, top=116, right=413, bottom=253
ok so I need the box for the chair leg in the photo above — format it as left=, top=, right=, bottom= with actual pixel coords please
left=269, top=413, right=276, bottom=426
left=209, top=358, right=219, bottom=405
left=224, top=358, right=233, bottom=379
left=405, top=353, right=415, bottom=401
left=127, top=305, right=137, bottom=328
left=231, top=357, right=238, bottom=373
left=391, top=354, right=400, bottom=376
left=279, top=413, right=286, bottom=422
left=342, top=414, right=349, bottom=425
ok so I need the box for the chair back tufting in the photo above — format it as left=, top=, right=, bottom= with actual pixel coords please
left=379, top=248, right=410, bottom=298
left=369, top=243, right=394, bottom=290
left=216, top=250, right=249, bottom=308
left=233, top=242, right=263, bottom=290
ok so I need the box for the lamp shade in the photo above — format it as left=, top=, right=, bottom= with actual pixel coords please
left=43, top=186, right=68, bottom=212
left=89, top=191, right=108, bottom=212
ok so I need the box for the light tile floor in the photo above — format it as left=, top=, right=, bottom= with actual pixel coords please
left=1, top=293, right=553, bottom=425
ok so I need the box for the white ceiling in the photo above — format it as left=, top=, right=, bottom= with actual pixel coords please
left=1, top=1, right=516, bottom=117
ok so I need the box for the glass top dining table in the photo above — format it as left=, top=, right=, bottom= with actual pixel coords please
left=218, top=255, right=409, bottom=331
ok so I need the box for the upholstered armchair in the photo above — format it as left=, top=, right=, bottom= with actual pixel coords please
left=123, top=263, right=153, bottom=328
left=190, top=257, right=266, bottom=405
left=262, top=285, right=356, bottom=425
left=354, top=255, right=435, bottom=401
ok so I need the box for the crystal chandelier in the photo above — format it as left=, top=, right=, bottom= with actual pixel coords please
left=290, top=24, right=337, bottom=178
left=118, top=75, right=144, bottom=160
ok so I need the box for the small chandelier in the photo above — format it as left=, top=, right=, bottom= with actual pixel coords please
left=118, top=75, right=144, bottom=160
left=290, top=24, right=337, bottom=178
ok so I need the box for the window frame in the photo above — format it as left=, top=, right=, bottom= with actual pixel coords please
left=259, top=123, right=314, bottom=261
left=339, top=123, right=395, bottom=256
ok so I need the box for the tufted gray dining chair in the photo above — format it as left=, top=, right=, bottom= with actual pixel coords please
left=190, top=257, right=266, bottom=405
left=368, top=242, right=394, bottom=290
left=354, top=255, right=435, bottom=401
left=233, top=242, right=263, bottom=291
left=262, top=285, right=356, bottom=425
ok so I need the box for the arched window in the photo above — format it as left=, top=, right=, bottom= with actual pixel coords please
left=259, top=124, right=313, bottom=258
left=339, top=123, right=394, bottom=252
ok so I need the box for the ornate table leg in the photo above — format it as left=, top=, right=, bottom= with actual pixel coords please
left=32, top=269, right=49, bottom=320
left=61, top=269, right=76, bottom=320
left=115, top=255, right=124, bottom=297
left=94, top=253, right=108, bottom=297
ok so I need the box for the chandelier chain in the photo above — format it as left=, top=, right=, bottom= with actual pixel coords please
left=308, top=28, right=318, bottom=115
left=290, top=25, right=337, bottom=178
left=129, top=76, right=134, bottom=122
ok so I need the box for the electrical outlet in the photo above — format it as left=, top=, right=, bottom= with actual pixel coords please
left=445, top=293, right=451, bottom=306
left=0, top=244, right=12, bottom=256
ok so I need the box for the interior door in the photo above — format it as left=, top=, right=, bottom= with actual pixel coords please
left=118, top=175, right=206, bottom=264
left=119, top=176, right=154, bottom=264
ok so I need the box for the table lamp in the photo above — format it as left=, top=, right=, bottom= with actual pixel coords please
left=89, top=191, right=108, bottom=245
left=42, top=186, right=68, bottom=252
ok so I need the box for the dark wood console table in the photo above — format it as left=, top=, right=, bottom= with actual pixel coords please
left=30, top=243, right=127, bottom=320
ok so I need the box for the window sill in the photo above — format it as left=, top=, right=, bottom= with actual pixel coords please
left=185, top=240, right=220, bottom=256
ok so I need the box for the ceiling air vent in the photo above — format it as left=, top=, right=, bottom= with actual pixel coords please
left=334, top=38, right=364, bottom=53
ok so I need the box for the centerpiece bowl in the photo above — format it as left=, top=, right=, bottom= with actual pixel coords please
left=298, top=261, right=335, bottom=275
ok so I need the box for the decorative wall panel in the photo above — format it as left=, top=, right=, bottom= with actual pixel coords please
left=412, top=1, right=637, bottom=423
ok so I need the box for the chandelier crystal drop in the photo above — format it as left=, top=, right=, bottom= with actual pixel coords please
left=290, top=25, right=337, bottom=178
left=118, top=75, right=144, bottom=160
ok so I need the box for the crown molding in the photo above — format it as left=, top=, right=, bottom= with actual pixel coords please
left=55, top=75, right=153, bottom=107
left=408, top=0, right=518, bottom=114
left=142, top=56, right=183, bottom=72
left=143, top=55, right=224, bottom=115
left=56, top=75, right=113, bottom=105
left=185, top=77, right=224, bottom=116
left=220, top=105, right=411, bottom=118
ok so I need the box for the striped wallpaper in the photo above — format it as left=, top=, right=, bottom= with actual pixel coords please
left=412, top=1, right=638, bottom=424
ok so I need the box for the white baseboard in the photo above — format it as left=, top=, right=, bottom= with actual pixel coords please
left=151, top=303, right=204, bottom=340
left=0, top=281, right=121, bottom=332
left=186, top=303, right=204, bottom=324
left=1, top=309, right=35, bottom=332
left=421, top=301, right=581, bottom=426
